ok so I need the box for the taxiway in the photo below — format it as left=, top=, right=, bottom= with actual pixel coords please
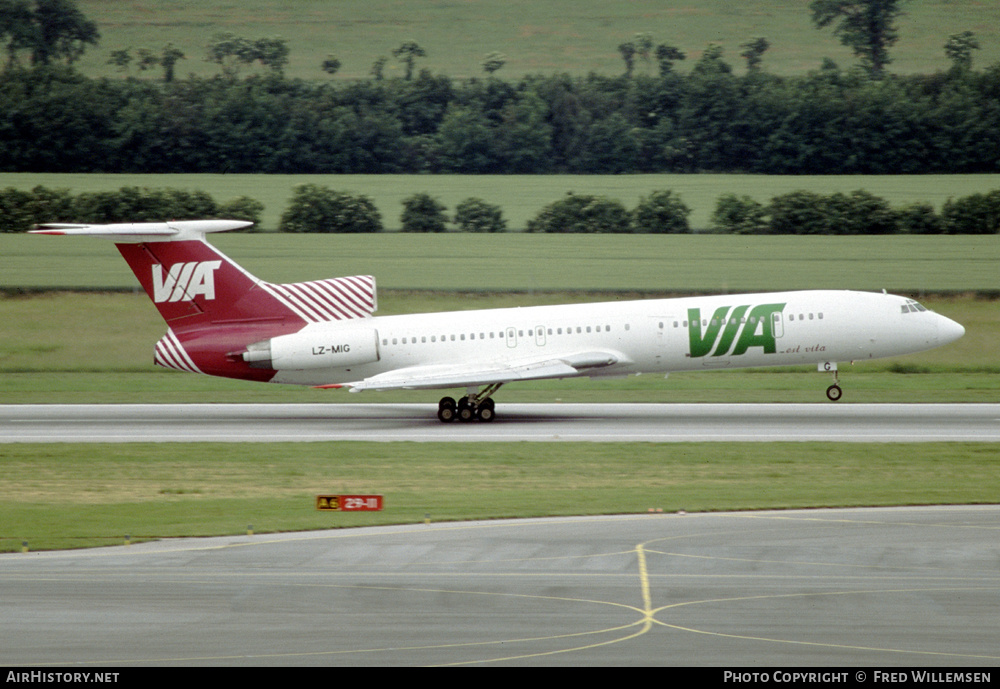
left=2, top=507, right=998, bottom=666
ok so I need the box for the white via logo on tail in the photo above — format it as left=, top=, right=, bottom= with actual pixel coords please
left=152, top=261, right=222, bottom=303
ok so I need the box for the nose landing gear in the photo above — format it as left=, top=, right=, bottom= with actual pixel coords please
left=821, top=362, right=842, bottom=401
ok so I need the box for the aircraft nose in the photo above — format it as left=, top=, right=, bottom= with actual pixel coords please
left=936, top=314, right=965, bottom=345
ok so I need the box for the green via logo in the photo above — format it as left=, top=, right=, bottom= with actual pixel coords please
left=687, top=303, right=786, bottom=358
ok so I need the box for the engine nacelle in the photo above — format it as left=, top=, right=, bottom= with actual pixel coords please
left=242, top=327, right=380, bottom=370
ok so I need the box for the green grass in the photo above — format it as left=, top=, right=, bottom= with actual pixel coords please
left=3, top=172, right=1000, bottom=232
left=7, top=229, right=1000, bottom=292
left=2, top=441, right=997, bottom=552
left=71, top=1, right=1000, bottom=80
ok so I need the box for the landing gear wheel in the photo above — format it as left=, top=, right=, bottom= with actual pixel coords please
left=826, top=384, right=843, bottom=401
left=437, top=397, right=457, bottom=422
left=457, top=398, right=476, bottom=422
left=475, top=404, right=495, bottom=422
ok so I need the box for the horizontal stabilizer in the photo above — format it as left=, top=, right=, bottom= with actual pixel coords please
left=31, top=219, right=252, bottom=239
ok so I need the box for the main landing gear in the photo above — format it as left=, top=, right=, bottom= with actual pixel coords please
left=437, top=383, right=502, bottom=423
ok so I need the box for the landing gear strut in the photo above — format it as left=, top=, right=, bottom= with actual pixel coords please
left=437, top=383, right=502, bottom=423
left=821, top=362, right=842, bottom=401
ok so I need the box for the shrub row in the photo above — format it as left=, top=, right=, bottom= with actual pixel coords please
left=711, top=189, right=1000, bottom=235
left=526, top=191, right=691, bottom=234
left=0, top=185, right=263, bottom=233
left=278, top=186, right=507, bottom=233
left=4, top=184, right=999, bottom=235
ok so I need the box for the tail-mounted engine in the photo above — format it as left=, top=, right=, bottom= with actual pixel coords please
left=242, top=327, right=380, bottom=370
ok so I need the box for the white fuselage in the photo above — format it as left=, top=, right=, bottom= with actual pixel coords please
left=268, top=290, right=964, bottom=388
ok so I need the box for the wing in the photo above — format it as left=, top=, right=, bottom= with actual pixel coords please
left=324, top=350, right=626, bottom=392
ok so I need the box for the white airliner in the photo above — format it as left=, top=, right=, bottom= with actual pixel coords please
left=32, top=220, right=965, bottom=422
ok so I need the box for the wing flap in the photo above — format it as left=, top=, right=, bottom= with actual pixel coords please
left=335, top=350, right=623, bottom=392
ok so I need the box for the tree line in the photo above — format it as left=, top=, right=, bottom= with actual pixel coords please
left=5, top=184, right=999, bottom=235
left=1, top=60, right=998, bottom=175
left=1, top=0, right=997, bottom=175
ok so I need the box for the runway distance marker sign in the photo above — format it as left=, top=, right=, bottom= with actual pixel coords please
left=316, top=495, right=383, bottom=511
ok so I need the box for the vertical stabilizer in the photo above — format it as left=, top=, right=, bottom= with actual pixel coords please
left=31, top=220, right=376, bottom=380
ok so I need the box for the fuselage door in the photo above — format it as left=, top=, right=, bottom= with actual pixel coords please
left=652, top=316, right=674, bottom=364
left=772, top=310, right=785, bottom=339
left=506, top=326, right=517, bottom=348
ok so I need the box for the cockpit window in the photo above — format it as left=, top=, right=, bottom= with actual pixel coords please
left=901, top=299, right=928, bottom=314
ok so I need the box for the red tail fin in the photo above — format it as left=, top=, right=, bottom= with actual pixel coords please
left=116, top=240, right=302, bottom=329
left=32, top=220, right=376, bottom=381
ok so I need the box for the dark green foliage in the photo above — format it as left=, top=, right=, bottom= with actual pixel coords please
left=708, top=189, right=999, bottom=236
left=766, top=190, right=831, bottom=234
left=941, top=191, right=1000, bottom=235
left=824, top=189, right=898, bottom=235
left=400, top=192, right=448, bottom=232
left=72, top=187, right=217, bottom=224
left=765, top=189, right=899, bottom=235
left=809, top=0, right=907, bottom=76
left=278, top=184, right=381, bottom=233
left=631, top=189, right=691, bottom=233
left=453, top=197, right=506, bottom=233
left=217, top=196, right=264, bottom=225
left=0, top=185, right=264, bottom=231
left=392, top=41, right=426, bottom=81
left=1, top=0, right=99, bottom=67
left=944, top=31, right=980, bottom=72
left=895, top=202, right=943, bottom=235
left=710, top=193, right=767, bottom=234
left=0, top=184, right=73, bottom=231
left=206, top=33, right=288, bottom=78
left=526, top=193, right=631, bottom=233
left=741, top=37, right=770, bottom=72
left=0, top=5, right=998, bottom=177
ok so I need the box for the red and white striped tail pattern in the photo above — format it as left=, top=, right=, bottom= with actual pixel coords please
left=154, top=329, right=202, bottom=373
left=262, top=274, right=376, bottom=323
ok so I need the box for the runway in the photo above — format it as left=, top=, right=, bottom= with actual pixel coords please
left=2, top=403, right=1000, bottom=442
left=2, top=506, right=998, bottom=667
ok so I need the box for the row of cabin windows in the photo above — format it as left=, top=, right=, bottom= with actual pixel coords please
left=668, top=313, right=824, bottom=328
left=382, top=324, right=618, bottom=347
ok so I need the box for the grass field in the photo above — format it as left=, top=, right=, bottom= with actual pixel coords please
left=72, top=1, right=1000, bottom=80
left=2, top=441, right=997, bottom=553
left=3, top=172, right=1000, bottom=232
left=6, top=230, right=1000, bottom=293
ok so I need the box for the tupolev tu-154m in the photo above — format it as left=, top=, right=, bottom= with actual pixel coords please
left=31, top=220, right=965, bottom=423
